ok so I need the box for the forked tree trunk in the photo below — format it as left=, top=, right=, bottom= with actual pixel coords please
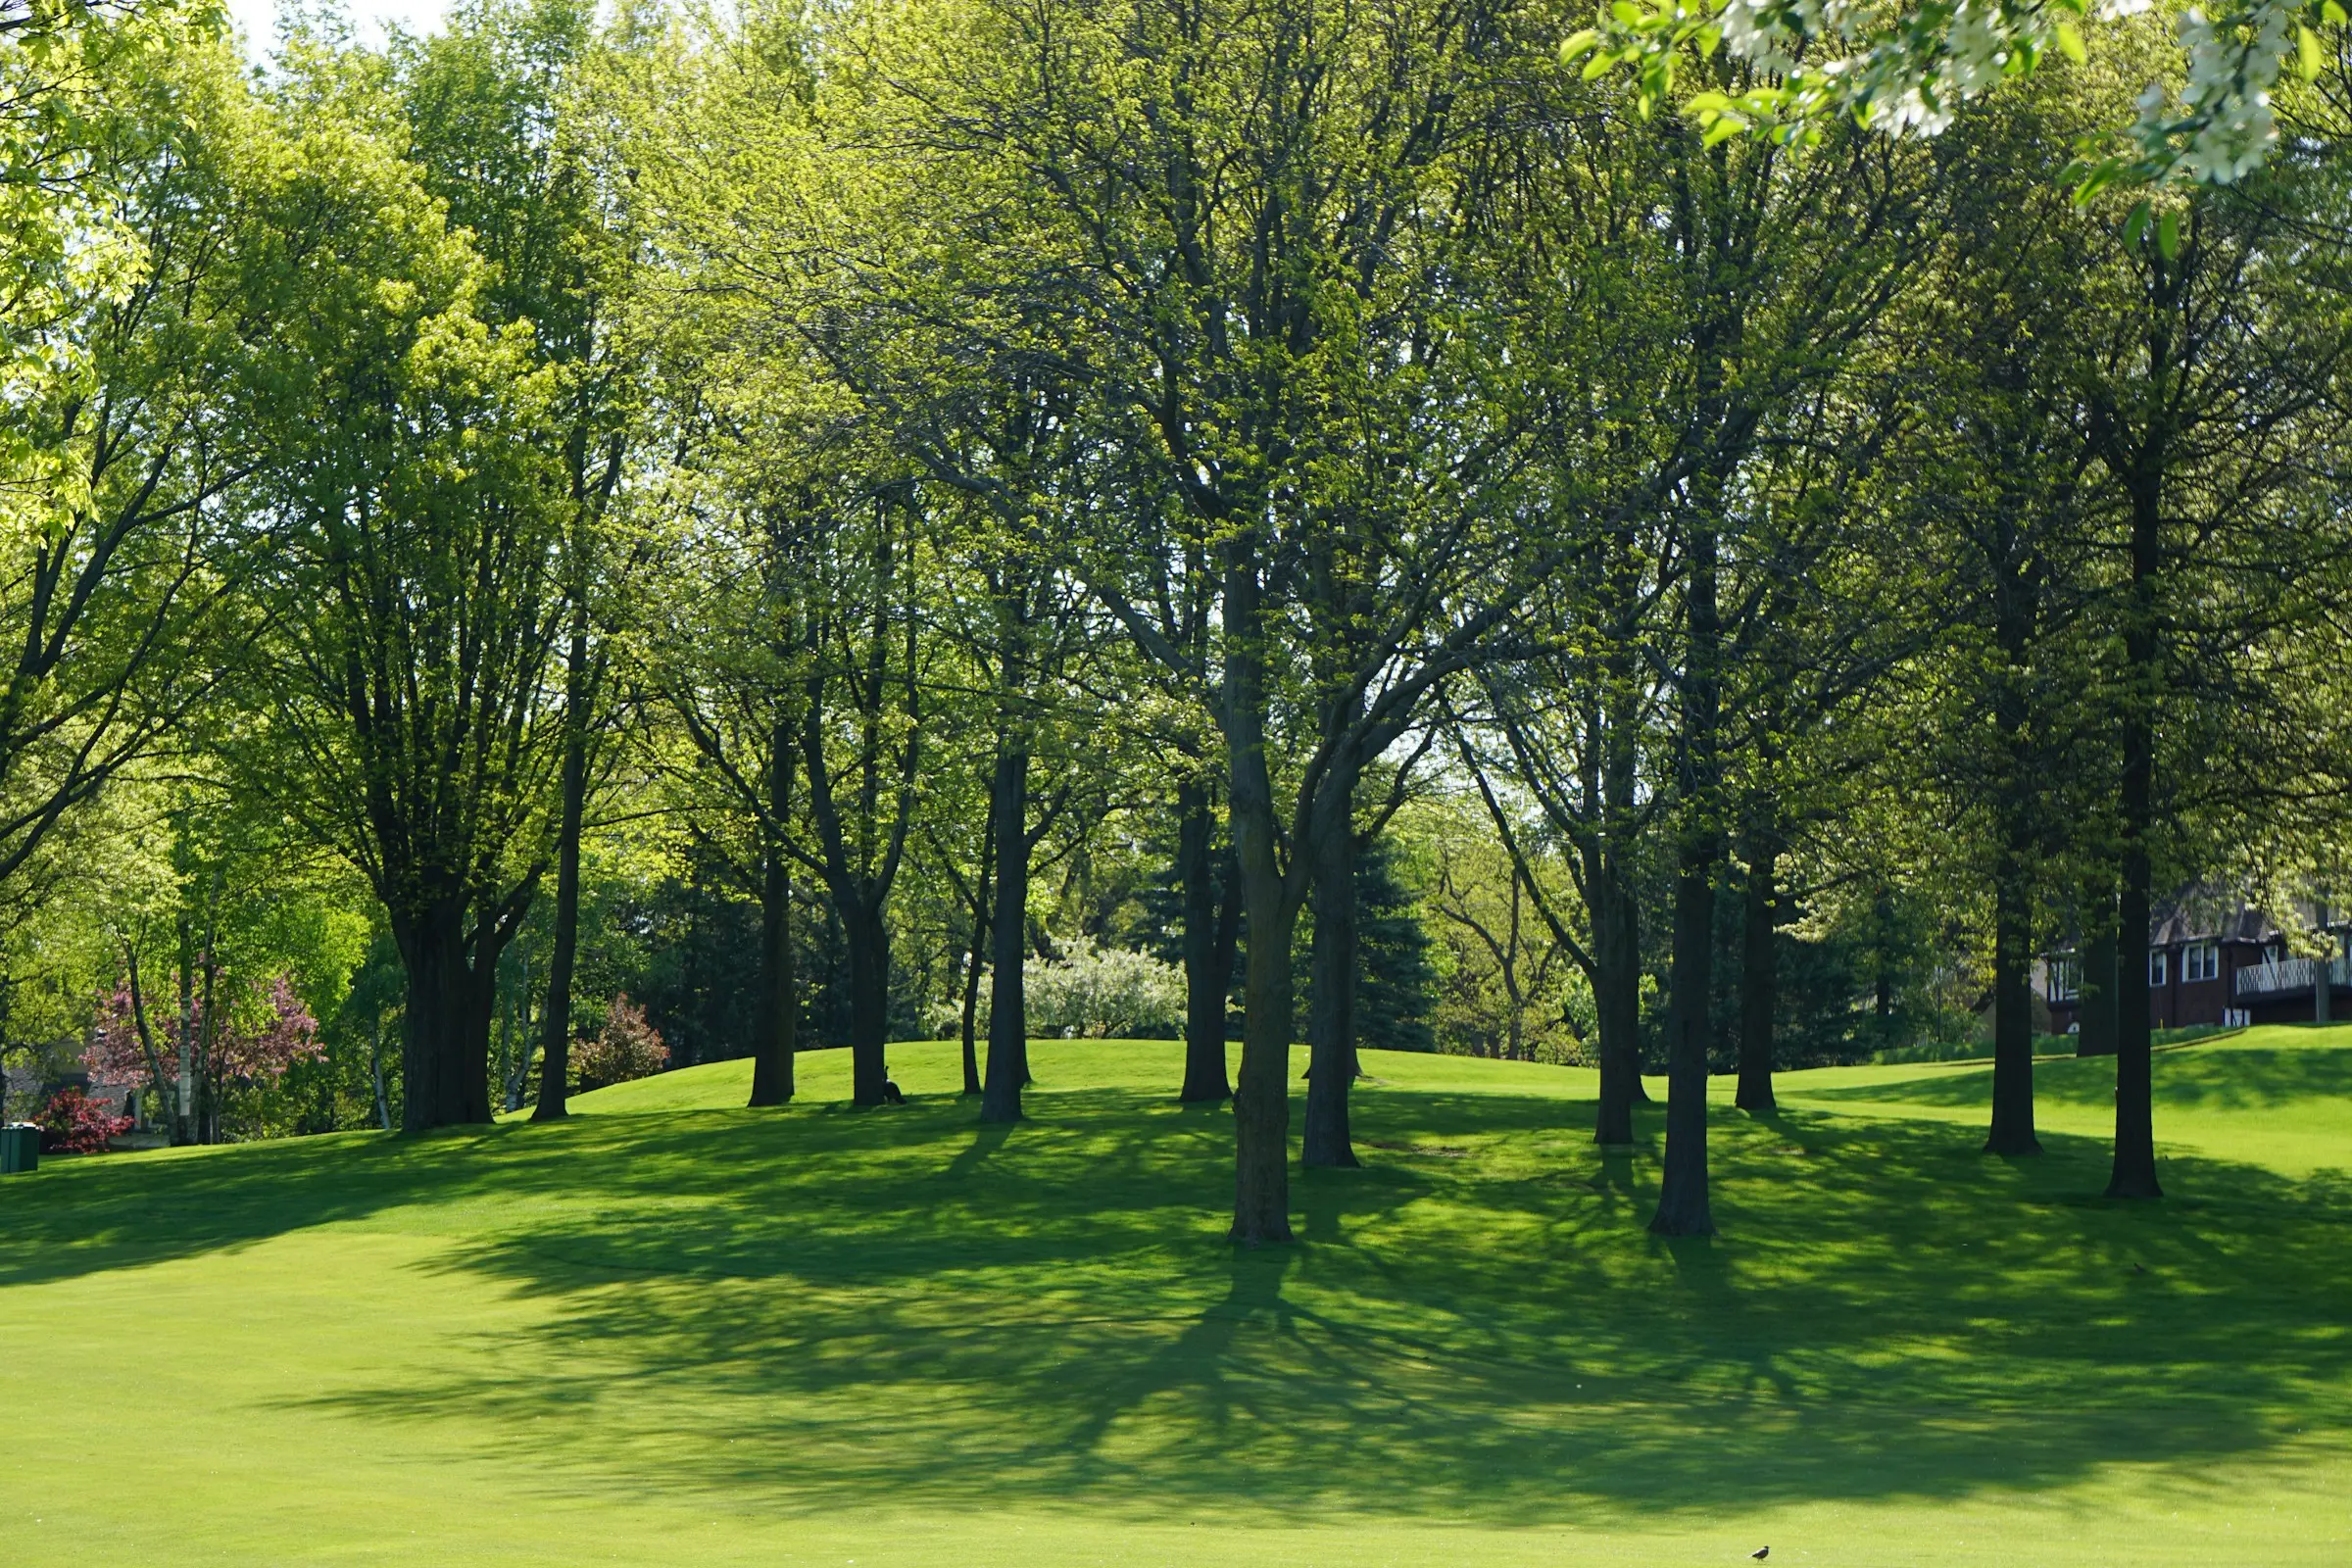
left=1302, top=819, right=1359, bottom=1167
left=1178, top=779, right=1233, bottom=1102
left=1735, top=836, right=1778, bottom=1114
left=982, top=745, right=1030, bottom=1123
left=749, top=731, right=798, bottom=1107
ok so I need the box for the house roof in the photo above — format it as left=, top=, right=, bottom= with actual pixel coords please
left=2149, top=896, right=2279, bottom=948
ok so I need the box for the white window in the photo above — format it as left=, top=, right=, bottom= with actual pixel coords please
left=2149, top=949, right=2168, bottom=986
left=2182, top=943, right=2220, bottom=983
left=2049, top=958, right=2081, bottom=1002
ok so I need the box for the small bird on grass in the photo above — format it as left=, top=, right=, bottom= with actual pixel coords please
left=1750, top=1549, right=1769, bottom=1561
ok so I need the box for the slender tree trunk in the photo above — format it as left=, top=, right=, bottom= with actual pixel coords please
left=1986, top=847, right=2042, bottom=1154
left=532, top=624, right=592, bottom=1121
left=174, top=912, right=195, bottom=1147
left=2108, top=479, right=2161, bottom=1198
left=845, top=900, right=891, bottom=1105
left=1594, top=674, right=1648, bottom=1139
left=750, top=727, right=800, bottom=1106
left=369, top=1013, right=391, bottom=1132
left=959, top=812, right=994, bottom=1098
left=1178, top=778, right=1233, bottom=1102
left=1302, top=816, right=1359, bottom=1167
left=982, top=744, right=1030, bottom=1123
left=1651, top=521, right=1721, bottom=1238
left=1735, top=832, right=1778, bottom=1114
left=1225, top=564, right=1294, bottom=1242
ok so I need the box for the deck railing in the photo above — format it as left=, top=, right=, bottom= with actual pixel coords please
left=2235, top=956, right=2352, bottom=998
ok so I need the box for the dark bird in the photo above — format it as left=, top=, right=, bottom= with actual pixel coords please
left=1750, top=1550, right=1769, bottom=1561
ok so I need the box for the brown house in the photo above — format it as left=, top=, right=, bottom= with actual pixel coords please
left=2046, top=898, right=2351, bottom=1040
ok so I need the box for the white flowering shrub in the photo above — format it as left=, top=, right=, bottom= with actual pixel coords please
left=951, top=940, right=1187, bottom=1040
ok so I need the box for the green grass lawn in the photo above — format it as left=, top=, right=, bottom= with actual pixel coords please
left=3, top=1029, right=2348, bottom=1566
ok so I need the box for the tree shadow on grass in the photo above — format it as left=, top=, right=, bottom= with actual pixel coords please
left=236, top=1084, right=2352, bottom=1532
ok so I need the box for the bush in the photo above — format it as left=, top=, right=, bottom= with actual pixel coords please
left=1027, top=940, right=1186, bottom=1039
left=35, top=1089, right=133, bottom=1154
left=573, top=994, right=669, bottom=1091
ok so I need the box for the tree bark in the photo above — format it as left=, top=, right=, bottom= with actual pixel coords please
left=981, top=743, right=1030, bottom=1123
left=1735, top=832, right=1778, bottom=1114
left=1986, top=846, right=2042, bottom=1154
left=1594, top=674, right=1648, bottom=1141
left=396, top=904, right=475, bottom=1133
left=1651, top=518, right=1720, bottom=1239
left=845, top=899, right=891, bottom=1106
left=2108, top=474, right=2161, bottom=1198
left=749, top=727, right=799, bottom=1107
left=1226, top=573, right=1295, bottom=1244
left=959, top=812, right=994, bottom=1098
left=532, top=619, right=593, bottom=1122
left=1178, top=778, right=1233, bottom=1102
left=1302, top=817, right=1359, bottom=1167
left=2079, top=886, right=2119, bottom=1057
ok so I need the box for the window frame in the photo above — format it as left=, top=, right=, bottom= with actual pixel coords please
left=2048, top=957, right=2082, bottom=1003
left=2149, top=949, right=2168, bottom=987
left=2182, top=942, right=2220, bottom=983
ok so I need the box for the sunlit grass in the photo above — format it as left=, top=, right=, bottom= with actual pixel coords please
left=4, top=1031, right=2347, bottom=1565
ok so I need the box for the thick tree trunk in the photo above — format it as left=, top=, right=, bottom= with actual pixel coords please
left=397, top=905, right=476, bottom=1133
left=1302, top=818, right=1359, bottom=1167
left=982, top=745, right=1030, bottom=1123
left=1231, top=865, right=1297, bottom=1243
left=2108, top=479, right=2161, bottom=1199
left=1178, top=779, right=1233, bottom=1102
left=1986, top=849, right=2042, bottom=1154
left=1735, top=835, right=1778, bottom=1114
left=1650, top=835, right=1720, bottom=1235
left=845, top=900, right=891, bottom=1106
left=749, top=733, right=799, bottom=1107
left=1651, top=517, right=1720, bottom=1239
left=532, top=634, right=592, bottom=1121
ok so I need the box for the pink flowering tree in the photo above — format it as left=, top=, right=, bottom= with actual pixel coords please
left=572, top=995, right=667, bottom=1092
left=85, top=971, right=323, bottom=1139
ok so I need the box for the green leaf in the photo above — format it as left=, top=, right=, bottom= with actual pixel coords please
left=2326, top=1, right=2347, bottom=24
left=2124, top=199, right=2151, bottom=248
left=1582, top=50, right=1619, bottom=79
left=1560, top=27, right=1599, bottom=62
left=2298, top=24, right=2325, bottom=80
left=1695, top=24, right=1722, bottom=58
left=1610, top=1, right=1642, bottom=23
left=2158, top=209, right=2180, bottom=259
left=2054, top=21, right=2086, bottom=63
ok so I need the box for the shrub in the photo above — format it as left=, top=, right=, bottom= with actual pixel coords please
left=574, top=994, right=668, bottom=1090
left=1026, top=940, right=1186, bottom=1039
left=35, top=1089, right=133, bottom=1154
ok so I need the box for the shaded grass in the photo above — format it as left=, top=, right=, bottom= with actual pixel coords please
left=1, top=1036, right=2347, bottom=1565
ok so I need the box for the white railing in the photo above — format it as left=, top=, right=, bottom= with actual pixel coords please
left=2236, top=956, right=2352, bottom=998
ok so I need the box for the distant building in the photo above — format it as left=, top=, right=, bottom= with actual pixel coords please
left=2044, top=895, right=2349, bottom=1039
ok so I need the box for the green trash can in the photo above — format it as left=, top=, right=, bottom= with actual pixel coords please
left=0, top=1123, right=37, bottom=1175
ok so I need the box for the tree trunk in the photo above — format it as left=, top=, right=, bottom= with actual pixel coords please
left=397, top=904, right=474, bottom=1133
left=1650, top=833, right=1720, bottom=1235
left=532, top=651, right=590, bottom=1122
left=174, top=911, right=196, bottom=1147
left=959, top=811, right=993, bottom=1098
left=1231, top=863, right=1297, bottom=1243
left=1986, top=846, right=2042, bottom=1154
left=1651, top=518, right=1720, bottom=1239
left=845, top=899, right=891, bottom=1105
left=1178, top=778, right=1233, bottom=1102
left=2107, top=473, right=2161, bottom=1200
left=982, top=744, right=1030, bottom=1123
left=2079, top=886, right=2119, bottom=1057
left=749, top=730, right=799, bottom=1107
left=1302, top=817, right=1359, bottom=1167
left=1594, top=671, right=1648, bottom=1139
left=1735, top=834, right=1778, bottom=1114
left=369, top=1013, right=391, bottom=1132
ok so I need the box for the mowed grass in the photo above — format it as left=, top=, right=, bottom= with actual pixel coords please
left=2, top=1031, right=2348, bottom=1566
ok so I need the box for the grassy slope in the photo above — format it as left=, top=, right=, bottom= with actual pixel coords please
left=2, top=1034, right=2347, bottom=1567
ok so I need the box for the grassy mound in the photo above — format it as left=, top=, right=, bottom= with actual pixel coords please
left=3, top=1034, right=2347, bottom=1565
